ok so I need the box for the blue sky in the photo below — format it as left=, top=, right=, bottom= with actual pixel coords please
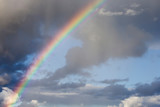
left=36, top=37, right=160, bottom=86
left=0, top=0, right=160, bottom=107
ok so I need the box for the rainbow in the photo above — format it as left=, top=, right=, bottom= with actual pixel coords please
left=6, top=0, right=105, bottom=107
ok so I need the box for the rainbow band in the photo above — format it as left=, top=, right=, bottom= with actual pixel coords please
left=6, top=0, right=105, bottom=107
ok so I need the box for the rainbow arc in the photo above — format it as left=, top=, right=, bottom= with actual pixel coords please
left=6, top=0, right=105, bottom=107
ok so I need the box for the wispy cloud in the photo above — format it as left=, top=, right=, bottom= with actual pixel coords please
left=98, top=8, right=143, bottom=16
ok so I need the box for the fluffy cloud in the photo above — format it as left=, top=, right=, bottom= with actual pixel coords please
left=0, top=87, right=21, bottom=107
left=119, top=95, right=160, bottom=107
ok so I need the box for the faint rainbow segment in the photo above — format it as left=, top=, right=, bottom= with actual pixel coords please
left=6, top=0, right=105, bottom=107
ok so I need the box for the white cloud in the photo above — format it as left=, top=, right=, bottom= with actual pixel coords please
left=30, top=100, right=46, bottom=107
left=20, top=100, right=46, bottom=107
left=98, top=8, right=143, bottom=16
left=99, top=8, right=123, bottom=16
left=0, top=87, right=21, bottom=107
left=125, top=9, right=143, bottom=16
left=125, top=9, right=137, bottom=16
left=119, top=95, right=160, bottom=107
left=30, top=100, right=39, bottom=106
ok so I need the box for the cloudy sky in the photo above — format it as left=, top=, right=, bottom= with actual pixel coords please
left=0, top=0, right=160, bottom=107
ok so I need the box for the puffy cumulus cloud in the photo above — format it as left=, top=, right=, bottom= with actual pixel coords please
left=0, top=87, right=21, bottom=107
left=119, top=95, right=160, bottom=107
left=30, top=100, right=40, bottom=106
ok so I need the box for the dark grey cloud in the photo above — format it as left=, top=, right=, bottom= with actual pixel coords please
left=87, top=84, right=131, bottom=100
left=0, top=0, right=87, bottom=64
left=51, top=15, right=151, bottom=80
left=47, top=0, right=160, bottom=81
left=0, top=0, right=91, bottom=86
left=104, top=0, right=160, bottom=36
left=88, top=78, right=160, bottom=100
left=20, top=78, right=130, bottom=105
left=135, top=78, right=160, bottom=96
left=28, top=78, right=86, bottom=92
left=15, top=77, right=160, bottom=106
left=101, top=78, right=129, bottom=85
left=0, top=73, right=10, bottom=86
left=20, top=85, right=120, bottom=106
